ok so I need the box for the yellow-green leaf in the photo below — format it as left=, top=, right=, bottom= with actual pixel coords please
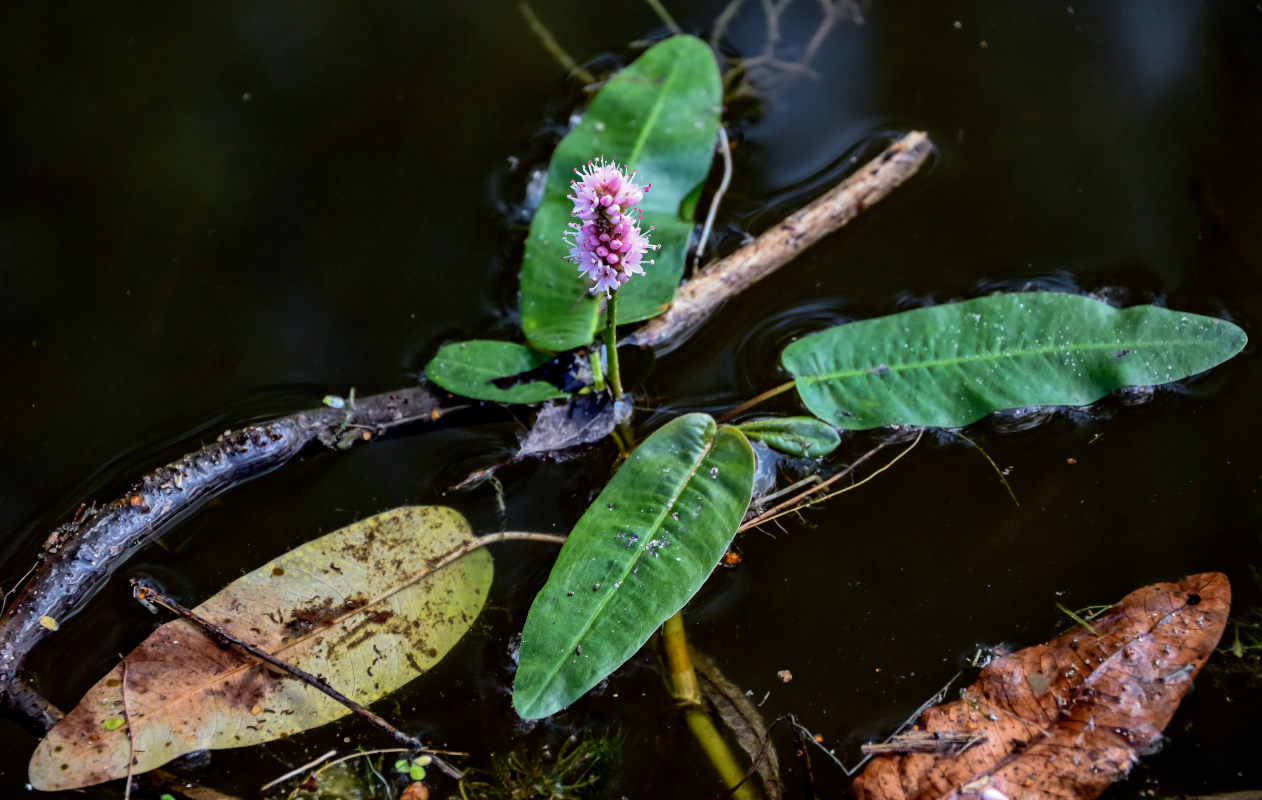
left=29, top=507, right=492, bottom=791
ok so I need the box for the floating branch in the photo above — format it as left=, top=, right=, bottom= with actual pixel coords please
left=625, top=130, right=934, bottom=351
left=0, top=387, right=453, bottom=727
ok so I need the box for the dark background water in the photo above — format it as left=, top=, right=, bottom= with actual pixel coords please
left=2, top=1, right=1261, bottom=797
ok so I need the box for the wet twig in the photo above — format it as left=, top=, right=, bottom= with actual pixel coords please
left=0, top=386, right=455, bottom=727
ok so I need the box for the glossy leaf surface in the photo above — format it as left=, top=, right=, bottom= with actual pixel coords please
left=738, top=416, right=841, bottom=457
left=426, top=340, right=571, bottom=403
left=513, top=413, right=755, bottom=719
left=520, top=35, right=722, bottom=351
left=30, top=507, right=492, bottom=790
left=782, top=292, right=1247, bottom=429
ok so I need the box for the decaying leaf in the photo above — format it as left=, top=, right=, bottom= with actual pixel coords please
left=515, top=393, right=632, bottom=461
left=29, top=506, right=493, bottom=791
left=851, top=572, right=1230, bottom=800
left=694, top=650, right=783, bottom=800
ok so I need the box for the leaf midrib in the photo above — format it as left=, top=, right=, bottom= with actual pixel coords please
left=624, top=56, right=682, bottom=170
left=523, top=427, right=718, bottom=711
left=797, top=337, right=1208, bottom=385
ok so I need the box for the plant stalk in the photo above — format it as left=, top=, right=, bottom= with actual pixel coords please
left=661, top=612, right=760, bottom=800
left=588, top=347, right=606, bottom=393
left=606, top=291, right=623, bottom=399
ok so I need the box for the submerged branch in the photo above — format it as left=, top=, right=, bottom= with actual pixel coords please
left=0, top=387, right=454, bottom=727
left=626, top=130, right=933, bottom=351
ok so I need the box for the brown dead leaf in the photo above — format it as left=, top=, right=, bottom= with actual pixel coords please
left=850, top=572, right=1230, bottom=800
left=30, top=507, right=492, bottom=791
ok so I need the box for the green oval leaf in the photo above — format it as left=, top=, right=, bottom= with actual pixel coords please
left=513, top=413, right=755, bottom=719
left=426, top=340, right=571, bottom=403
left=30, top=507, right=492, bottom=791
left=521, top=35, right=722, bottom=352
left=738, top=416, right=842, bottom=457
left=782, top=292, right=1248, bottom=430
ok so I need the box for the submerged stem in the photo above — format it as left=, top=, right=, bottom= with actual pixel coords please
left=661, top=612, right=761, bottom=800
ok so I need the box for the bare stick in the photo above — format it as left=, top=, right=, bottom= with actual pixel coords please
left=626, top=131, right=934, bottom=351
left=130, top=580, right=464, bottom=781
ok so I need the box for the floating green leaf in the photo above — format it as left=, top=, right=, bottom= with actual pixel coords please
left=513, top=413, right=755, bottom=719
left=520, top=35, right=722, bottom=352
left=782, top=292, right=1248, bottom=430
left=30, top=507, right=492, bottom=791
left=738, top=416, right=841, bottom=457
left=426, top=340, right=571, bottom=403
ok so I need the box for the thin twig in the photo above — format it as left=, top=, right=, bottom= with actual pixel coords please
left=694, top=126, right=734, bottom=274
left=951, top=431, right=1019, bottom=506
left=759, top=431, right=922, bottom=525
left=519, top=3, right=596, bottom=85
left=644, top=0, right=683, bottom=34
left=260, top=749, right=338, bottom=792
left=711, top=0, right=749, bottom=50
left=121, top=658, right=135, bottom=800
left=754, top=474, right=820, bottom=508
left=740, top=432, right=922, bottom=531
left=739, top=440, right=887, bottom=532
left=716, top=380, right=796, bottom=424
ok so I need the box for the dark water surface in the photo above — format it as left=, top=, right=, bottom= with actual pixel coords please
left=2, top=2, right=1261, bottom=797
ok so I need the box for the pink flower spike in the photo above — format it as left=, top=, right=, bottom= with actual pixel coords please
left=562, top=156, right=655, bottom=296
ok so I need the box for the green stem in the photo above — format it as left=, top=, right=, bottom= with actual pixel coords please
left=661, top=612, right=761, bottom=800
left=589, top=347, right=606, bottom=393
left=606, top=291, right=623, bottom=399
